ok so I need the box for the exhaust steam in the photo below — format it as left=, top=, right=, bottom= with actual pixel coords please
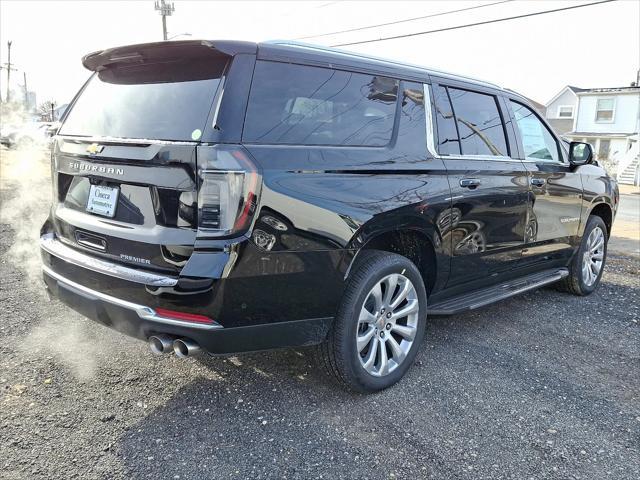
left=0, top=104, right=119, bottom=380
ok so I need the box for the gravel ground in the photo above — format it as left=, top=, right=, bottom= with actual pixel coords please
left=1, top=147, right=639, bottom=479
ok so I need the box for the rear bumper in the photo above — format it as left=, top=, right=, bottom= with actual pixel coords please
left=41, top=235, right=333, bottom=355
left=42, top=265, right=332, bottom=355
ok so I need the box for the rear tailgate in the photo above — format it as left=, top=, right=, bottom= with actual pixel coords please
left=52, top=139, right=198, bottom=273
left=49, top=41, right=232, bottom=273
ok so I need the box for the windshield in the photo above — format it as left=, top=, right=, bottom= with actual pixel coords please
left=60, top=58, right=226, bottom=142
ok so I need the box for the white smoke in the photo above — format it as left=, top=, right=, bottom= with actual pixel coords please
left=0, top=109, right=121, bottom=380
left=0, top=143, right=52, bottom=285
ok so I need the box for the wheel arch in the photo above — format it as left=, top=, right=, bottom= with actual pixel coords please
left=348, top=227, right=442, bottom=296
left=587, top=202, right=614, bottom=238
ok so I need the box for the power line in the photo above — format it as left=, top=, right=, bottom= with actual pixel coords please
left=297, top=0, right=513, bottom=40
left=330, top=0, right=616, bottom=47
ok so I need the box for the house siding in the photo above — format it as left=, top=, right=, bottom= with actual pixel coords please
left=574, top=92, right=640, bottom=134
left=545, top=88, right=578, bottom=135
left=547, top=89, right=577, bottom=119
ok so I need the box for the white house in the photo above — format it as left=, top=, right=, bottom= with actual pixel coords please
left=545, top=85, right=640, bottom=184
left=544, top=85, right=585, bottom=136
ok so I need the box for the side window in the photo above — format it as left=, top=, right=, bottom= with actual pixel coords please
left=243, top=61, right=399, bottom=146
left=447, top=87, right=508, bottom=156
left=432, top=85, right=461, bottom=155
left=397, top=81, right=427, bottom=154
left=510, top=101, right=560, bottom=163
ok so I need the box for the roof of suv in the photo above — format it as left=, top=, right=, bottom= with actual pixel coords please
left=83, top=39, right=504, bottom=93
left=260, top=40, right=503, bottom=91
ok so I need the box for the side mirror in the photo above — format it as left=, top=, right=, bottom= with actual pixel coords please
left=569, top=141, right=593, bottom=166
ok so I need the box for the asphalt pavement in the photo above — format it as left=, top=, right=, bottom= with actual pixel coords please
left=1, top=148, right=638, bottom=479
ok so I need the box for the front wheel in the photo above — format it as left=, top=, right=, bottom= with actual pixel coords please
left=317, top=250, right=427, bottom=393
left=558, top=215, right=608, bottom=296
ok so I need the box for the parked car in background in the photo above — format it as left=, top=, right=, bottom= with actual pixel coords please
left=0, top=121, right=51, bottom=149
left=40, top=40, right=618, bottom=392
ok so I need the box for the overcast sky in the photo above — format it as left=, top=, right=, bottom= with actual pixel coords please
left=0, top=0, right=638, bottom=107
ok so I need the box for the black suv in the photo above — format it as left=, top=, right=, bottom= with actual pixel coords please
left=41, top=40, right=618, bottom=392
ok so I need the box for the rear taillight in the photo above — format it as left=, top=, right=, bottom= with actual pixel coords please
left=197, top=146, right=261, bottom=237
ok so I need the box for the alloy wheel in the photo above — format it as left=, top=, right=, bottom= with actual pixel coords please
left=356, top=273, right=419, bottom=377
left=582, top=226, right=605, bottom=286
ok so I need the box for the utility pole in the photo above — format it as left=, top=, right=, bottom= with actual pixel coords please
left=1, top=40, right=17, bottom=102
left=22, top=72, right=28, bottom=109
left=154, top=0, right=175, bottom=41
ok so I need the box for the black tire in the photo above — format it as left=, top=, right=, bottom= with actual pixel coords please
left=317, top=250, right=427, bottom=393
left=557, top=215, right=608, bottom=296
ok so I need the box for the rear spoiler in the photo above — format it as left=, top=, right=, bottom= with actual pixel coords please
left=82, top=40, right=257, bottom=72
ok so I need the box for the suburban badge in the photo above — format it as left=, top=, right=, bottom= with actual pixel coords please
left=68, top=161, right=124, bottom=176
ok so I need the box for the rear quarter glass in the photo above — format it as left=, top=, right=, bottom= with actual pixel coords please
left=59, top=58, right=227, bottom=142
left=243, top=60, right=398, bottom=147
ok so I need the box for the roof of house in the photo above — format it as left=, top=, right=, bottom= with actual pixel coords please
left=545, top=85, right=582, bottom=107
left=547, top=84, right=640, bottom=105
left=577, top=86, right=640, bottom=95
left=565, top=131, right=636, bottom=138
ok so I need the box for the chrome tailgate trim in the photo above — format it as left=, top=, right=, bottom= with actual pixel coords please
left=40, top=233, right=178, bottom=287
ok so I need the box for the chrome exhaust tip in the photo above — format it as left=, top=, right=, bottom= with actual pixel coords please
left=148, top=334, right=176, bottom=355
left=173, top=338, right=200, bottom=358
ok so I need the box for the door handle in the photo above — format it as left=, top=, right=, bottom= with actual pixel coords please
left=459, top=178, right=481, bottom=189
left=530, top=178, right=546, bottom=187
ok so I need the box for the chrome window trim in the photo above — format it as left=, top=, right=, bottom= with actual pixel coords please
left=423, top=84, right=519, bottom=163
left=423, top=83, right=439, bottom=158
left=40, top=233, right=178, bottom=287
left=42, top=265, right=222, bottom=330
left=521, top=158, right=568, bottom=165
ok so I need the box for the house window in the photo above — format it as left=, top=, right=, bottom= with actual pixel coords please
left=557, top=105, right=574, bottom=118
left=595, top=98, right=615, bottom=122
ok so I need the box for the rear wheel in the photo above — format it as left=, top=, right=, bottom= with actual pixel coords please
left=558, top=215, right=608, bottom=296
left=317, top=250, right=427, bottom=393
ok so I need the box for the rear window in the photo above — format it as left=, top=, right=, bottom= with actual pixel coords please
left=243, top=61, right=398, bottom=146
left=447, top=87, right=508, bottom=157
left=59, top=58, right=226, bottom=142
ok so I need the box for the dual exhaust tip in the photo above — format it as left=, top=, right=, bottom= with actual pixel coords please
left=148, top=334, right=200, bottom=358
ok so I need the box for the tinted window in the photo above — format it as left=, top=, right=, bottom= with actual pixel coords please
left=243, top=61, right=398, bottom=146
left=510, top=101, right=560, bottom=162
left=396, top=81, right=427, bottom=155
left=432, top=85, right=461, bottom=155
left=448, top=88, right=507, bottom=156
left=60, top=59, right=226, bottom=141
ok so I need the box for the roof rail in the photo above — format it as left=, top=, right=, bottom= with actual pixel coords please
left=263, top=40, right=502, bottom=90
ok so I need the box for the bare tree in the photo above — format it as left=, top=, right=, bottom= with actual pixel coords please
left=38, top=100, right=56, bottom=122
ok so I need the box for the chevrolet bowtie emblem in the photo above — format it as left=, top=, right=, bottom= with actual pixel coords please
left=86, top=143, right=104, bottom=155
